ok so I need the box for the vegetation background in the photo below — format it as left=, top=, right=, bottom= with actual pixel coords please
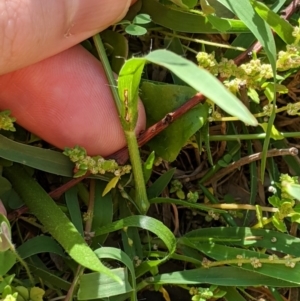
left=1, top=0, right=300, bottom=300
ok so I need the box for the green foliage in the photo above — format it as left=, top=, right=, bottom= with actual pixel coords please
left=3, top=1, right=300, bottom=301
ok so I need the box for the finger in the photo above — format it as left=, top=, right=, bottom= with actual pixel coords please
left=0, top=0, right=134, bottom=75
left=0, top=201, right=7, bottom=217
left=0, top=45, right=146, bottom=157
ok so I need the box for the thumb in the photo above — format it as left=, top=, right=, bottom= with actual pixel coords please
left=0, top=0, right=133, bottom=75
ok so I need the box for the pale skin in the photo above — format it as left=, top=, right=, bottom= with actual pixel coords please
left=0, top=0, right=146, bottom=157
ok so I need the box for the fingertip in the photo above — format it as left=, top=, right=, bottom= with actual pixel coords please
left=0, top=45, right=146, bottom=157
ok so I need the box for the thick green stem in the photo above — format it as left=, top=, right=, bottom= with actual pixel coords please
left=93, top=33, right=149, bottom=214
left=125, top=131, right=149, bottom=214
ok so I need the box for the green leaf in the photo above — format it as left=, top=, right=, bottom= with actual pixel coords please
left=149, top=267, right=299, bottom=287
left=149, top=197, right=225, bottom=213
left=94, top=247, right=137, bottom=301
left=29, top=287, right=45, bottom=301
left=0, top=134, right=73, bottom=176
left=65, top=186, right=84, bottom=236
left=91, top=181, right=113, bottom=247
left=141, top=82, right=209, bottom=161
left=102, top=176, right=120, bottom=196
left=263, top=82, right=288, bottom=101
left=17, top=236, right=65, bottom=259
left=259, top=124, right=284, bottom=140
left=195, top=242, right=300, bottom=284
left=251, top=0, right=295, bottom=45
left=272, top=213, right=287, bottom=232
left=0, top=177, right=11, bottom=196
left=200, top=0, right=215, bottom=15
left=78, top=268, right=132, bottom=300
left=125, top=24, right=147, bottom=36
left=141, top=0, right=250, bottom=33
left=119, top=50, right=257, bottom=134
left=3, top=164, right=121, bottom=283
left=94, top=215, right=176, bottom=277
left=181, top=226, right=300, bottom=259
left=284, top=182, right=300, bottom=201
left=218, top=0, right=276, bottom=71
left=147, top=168, right=176, bottom=199
left=143, top=151, right=155, bottom=183
left=247, top=87, right=260, bottom=104
left=0, top=250, right=16, bottom=275
left=133, top=14, right=151, bottom=25
left=170, top=0, right=198, bottom=9
left=28, top=264, right=71, bottom=291
left=268, top=195, right=281, bottom=208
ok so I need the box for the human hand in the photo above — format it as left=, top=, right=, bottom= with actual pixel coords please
left=0, top=0, right=146, bottom=157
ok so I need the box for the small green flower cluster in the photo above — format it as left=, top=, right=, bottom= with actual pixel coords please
left=196, top=23, right=300, bottom=93
left=63, top=145, right=131, bottom=178
left=286, top=102, right=300, bottom=115
left=205, top=210, right=219, bottom=221
left=196, top=52, right=273, bottom=93
left=0, top=110, right=16, bottom=132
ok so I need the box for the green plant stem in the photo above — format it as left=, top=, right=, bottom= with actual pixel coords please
left=125, top=131, right=149, bottom=214
left=209, top=132, right=300, bottom=141
left=93, top=33, right=149, bottom=214
left=159, top=31, right=246, bottom=51
left=8, top=243, right=34, bottom=285
left=92, top=34, right=121, bottom=111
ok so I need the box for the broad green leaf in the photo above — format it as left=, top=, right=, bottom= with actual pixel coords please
left=181, top=227, right=300, bottom=257
left=17, top=236, right=65, bottom=259
left=0, top=134, right=73, bottom=176
left=251, top=0, right=295, bottom=45
left=147, top=168, right=176, bottom=199
left=191, top=242, right=300, bottom=284
left=149, top=267, right=299, bottom=287
left=65, top=186, right=84, bottom=236
left=3, top=164, right=121, bottom=283
left=132, top=14, right=151, bottom=24
left=223, top=287, right=247, bottom=301
left=207, top=0, right=234, bottom=18
left=78, top=268, right=132, bottom=300
left=94, top=247, right=137, bottom=301
left=119, top=50, right=257, bottom=130
left=259, top=124, right=284, bottom=140
left=102, top=176, right=120, bottom=196
left=218, top=0, right=276, bottom=71
left=94, top=215, right=176, bottom=277
left=28, top=264, right=71, bottom=291
left=141, top=82, right=209, bottom=161
left=0, top=250, right=16, bottom=275
left=284, top=182, right=300, bottom=201
left=125, top=24, right=147, bottom=36
left=141, top=0, right=250, bottom=33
